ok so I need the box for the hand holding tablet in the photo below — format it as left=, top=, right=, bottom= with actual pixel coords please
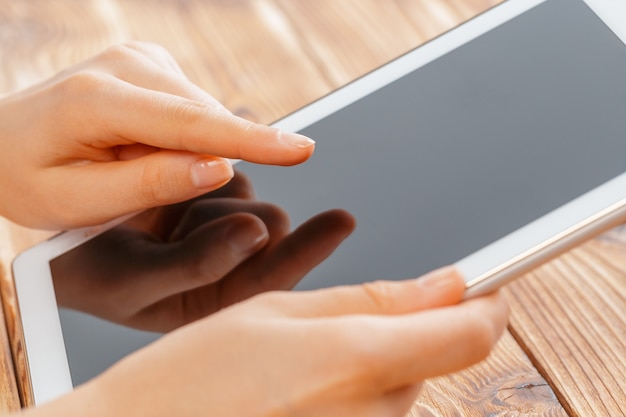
left=6, top=0, right=626, bottom=411
left=22, top=269, right=508, bottom=417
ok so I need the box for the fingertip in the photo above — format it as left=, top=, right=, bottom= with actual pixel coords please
left=280, top=131, right=316, bottom=148
left=237, top=124, right=316, bottom=165
left=183, top=212, right=269, bottom=256
left=223, top=213, right=270, bottom=255
left=190, top=157, right=234, bottom=190
left=415, top=266, right=466, bottom=304
left=259, top=129, right=316, bottom=166
left=462, top=290, right=511, bottom=334
left=330, top=208, right=357, bottom=230
left=173, top=213, right=270, bottom=286
left=191, top=108, right=316, bottom=165
left=311, top=208, right=357, bottom=237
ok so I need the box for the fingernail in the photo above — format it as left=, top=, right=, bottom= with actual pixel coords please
left=417, top=266, right=463, bottom=291
left=280, top=131, right=316, bottom=148
left=191, top=158, right=233, bottom=189
left=226, top=220, right=268, bottom=254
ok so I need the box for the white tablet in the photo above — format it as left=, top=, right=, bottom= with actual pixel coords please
left=12, top=0, right=626, bottom=405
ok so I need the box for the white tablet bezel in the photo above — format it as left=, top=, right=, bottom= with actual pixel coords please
left=11, top=0, right=626, bottom=405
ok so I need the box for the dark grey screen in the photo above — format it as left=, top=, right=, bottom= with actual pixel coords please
left=57, top=0, right=626, bottom=385
left=239, top=0, right=626, bottom=289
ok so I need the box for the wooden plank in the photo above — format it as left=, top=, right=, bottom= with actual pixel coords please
left=506, top=233, right=626, bottom=417
left=113, top=0, right=333, bottom=124
left=0, top=263, right=19, bottom=413
left=0, top=1, right=567, bottom=415
left=396, top=0, right=503, bottom=42
left=273, top=0, right=421, bottom=87
left=412, top=331, right=567, bottom=416
left=0, top=1, right=129, bottom=93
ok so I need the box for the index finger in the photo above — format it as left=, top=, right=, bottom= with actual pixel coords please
left=87, top=78, right=316, bottom=165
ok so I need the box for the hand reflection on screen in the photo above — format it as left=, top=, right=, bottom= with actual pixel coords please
left=50, top=170, right=355, bottom=332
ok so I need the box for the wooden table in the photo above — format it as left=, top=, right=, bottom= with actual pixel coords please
left=0, top=1, right=624, bottom=415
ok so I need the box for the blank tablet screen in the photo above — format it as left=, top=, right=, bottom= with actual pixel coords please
left=55, top=0, right=626, bottom=386
left=239, top=0, right=626, bottom=289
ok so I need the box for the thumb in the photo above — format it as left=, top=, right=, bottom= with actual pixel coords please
left=45, top=150, right=233, bottom=228
left=261, top=267, right=466, bottom=318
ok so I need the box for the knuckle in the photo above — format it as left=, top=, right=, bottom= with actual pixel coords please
left=121, top=41, right=183, bottom=74
left=100, top=43, right=140, bottom=63
left=134, top=160, right=178, bottom=207
left=55, top=71, right=110, bottom=97
left=98, top=42, right=170, bottom=70
left=46, top=70, right=116, bottom=131
left=360, top=281, right=395, bottom=311
left=256, top=203, right=290, bottom=232
left=230, top=117, right=262, bottom=157
left=123, top=41, right=172, bottom=60
left=96, top=42, right=172, bottom=71
left=162, top=96, right=208, bottom=128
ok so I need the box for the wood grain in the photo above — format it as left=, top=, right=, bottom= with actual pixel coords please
left=412, top=332, right=567, bottom=416
left=0, top=264, right=19, bottom=413
left=506, top=234, right=626, bottom=417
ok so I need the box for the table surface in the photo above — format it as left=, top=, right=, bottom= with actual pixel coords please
left=0, top=1, right=624, bottom=415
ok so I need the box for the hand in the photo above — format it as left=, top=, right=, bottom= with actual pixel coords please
left=0, top=42, right=315, bottom=230
left=34, top=268, right=509, bottom=417
left=51, top=171, right=355, bottom=332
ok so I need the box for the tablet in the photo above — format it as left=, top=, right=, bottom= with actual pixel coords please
left=12, top=0, right=626, bottom=405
